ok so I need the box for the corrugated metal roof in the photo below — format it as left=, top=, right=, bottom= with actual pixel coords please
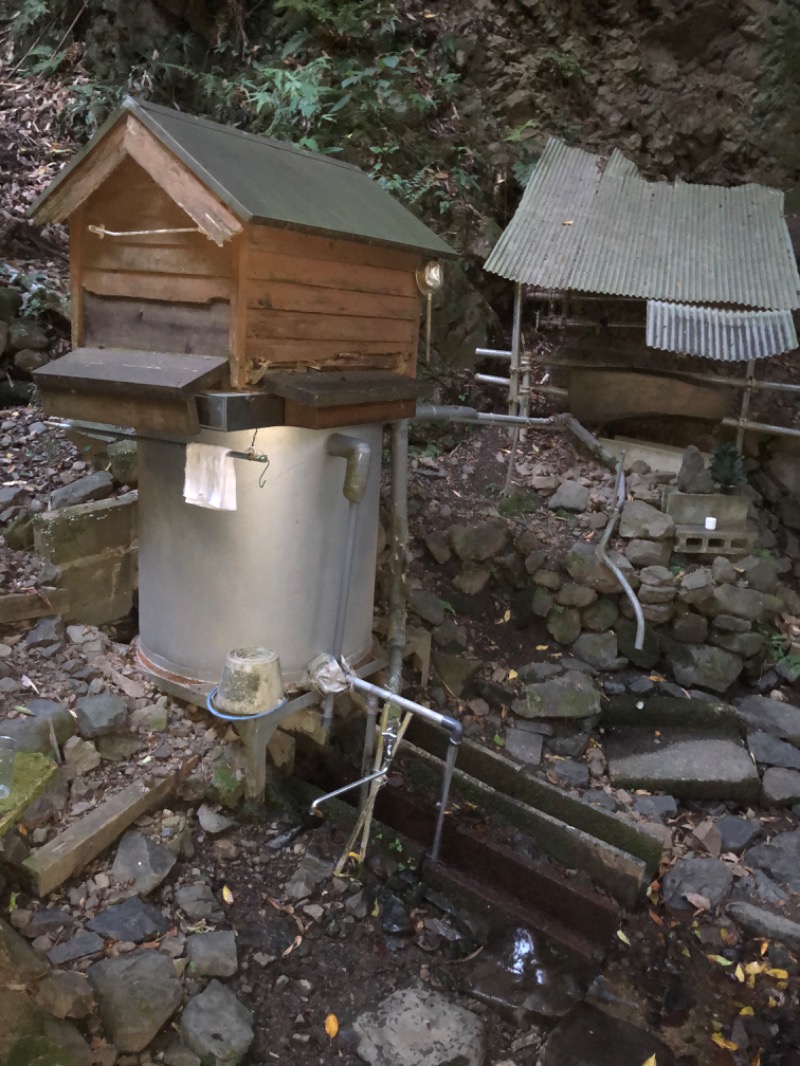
left=485, top=138, right=800, bottom=310
left=32, top=98, right=456, bottom=258
left=647, top=300, right=798, bottom=361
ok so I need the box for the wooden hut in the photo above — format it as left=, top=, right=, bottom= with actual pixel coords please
left=32, top=98, right=454, bottom=432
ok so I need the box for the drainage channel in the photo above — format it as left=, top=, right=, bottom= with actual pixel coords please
left=293, top=718, right=664, bottom=967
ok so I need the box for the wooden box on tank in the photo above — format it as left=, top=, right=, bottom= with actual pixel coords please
left=32, top=99, right=454, bottom=432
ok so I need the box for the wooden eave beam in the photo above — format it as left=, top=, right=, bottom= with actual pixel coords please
left=32, top=115, right=243, bottom=247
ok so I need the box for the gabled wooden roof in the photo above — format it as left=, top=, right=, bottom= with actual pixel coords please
left=32, top=98, right=455, bottom=257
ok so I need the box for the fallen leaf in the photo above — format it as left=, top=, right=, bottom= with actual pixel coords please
left=371, top=900, right=381, bottom=918
left=325, top=1014, right=339, bottom=1040
left=735, top=963, right=745, bottom=983
left=617, top=930, right=631, bottom=946
left=508, top=669, right=518, bottom=680
left=766, top=968, right=789, bottom=980
left=641, top=1056, right=657, bottom=1066
left=711, top=1033, right=738, bottom=1051
left=685, top=892, right=711, bottom=912
left=707, top=954, right=733, bottom=967
left=740, top=1006, right=755, bottom=1016
left=745, top=961, right=766, bottom=975
left=282, top=935, right=302, bottom=957
left=221, top=885, right=234, bottom=905
left=536, top=644, right=549, bottom=651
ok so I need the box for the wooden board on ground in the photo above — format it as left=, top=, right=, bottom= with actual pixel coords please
left=568, top=369, right=733, bottom=423
left=23, top=775, right=177, bottom=897
left=0, top=589, right=71, bottom=625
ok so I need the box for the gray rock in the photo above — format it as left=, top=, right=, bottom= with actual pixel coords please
left=707, top=583, right=781, bottom=623
left=747, top=731, right=800, bottom=770
left=352, top=985, right=486, bottom=1066
left=661, top=857, right=734, bottom=910
left=504, top=729, right=543, bottom=767
left=0, top=698, right=75, bottom=754
left=36, top=972, right=95, bottom=1019
left=197, top=804, right=237, bottom=835
left=710, top=630, right=766, bottom=658
left=14, top=347, right=49, bottom=372
left=431, top=653, right=481, bottom=697
left=49, top=470, right=114, bottom=510
left=542, top=1003, right=674, bottom=1066
left=546, top=605, right=581, bottom=645
left=75, top=693, right=127, bottom=738
left=518, top=661, right=563, bottom=683
left=555, top=582, right=597, bottom=608
left=671, top=613, right=709, bottom=644
left=634, top=794, right=677, bottom=821
left=727, top=902, right=800, bottom=951
left=548, top=480, right=589, bottom=512
left=26, top=908, right=74, bottom=939
left=112, top=831, right=177, bottom=896
left=97, top=733, right=145, bottom=761
left=619, top=501, right=675, bottom=541
left=676, top=445, right=715, bottom=494
left=432, top=618, right=467, bottom=652
left=571, top=631, right=623, bottom=670
left=532, top=587, right=554, bottom=617
left=712, top=614, right=752, bottom=633
left=606, top=731, right=760, bottom=802
left=408, top=588, right=446, bottom=626
left=88, top=897, right=169, bottom=943
left=638, top=583, right=677, bottom=605
left=638, top=565, right=675, bottom=588
left=284, top=853, right=333, bottom=901
left=717, top=816, right=762, bottom=855
left=186, top=930, right=238, bottom=977
left=175, top=883, right=224, bottom=920
left=108, top=439, right=138, bottom=485
left=581, top=596, right=619, bottom=632
left=515, top=671, right=600, bottom=720
left=627, top=676, right=655, bottom=696
left=582, top=789, right=617, bottom=811
left=47, top=930, right=104, bottom=966
left=63, top=736, right=101, bottom=778
left=761, top=767, right=800, bottom=807
left=8, top=318, right=48, bottom=352
left=25, top=616, right=64, bottom=647
left=737, top=554, right=779, bottom=595
left=678, top=568, right=714, bottom=607
left=731, top=870, right=789, bottom=906
left=89, top=951, right=182, bottom=1053
left=163, top=1042, right=202, bottom=1066
left=565, top=541, right=636, bottom=595
left=4, top=510, right=34, bottom=550
left=424, top=530, right=451, bottom=564
left=449, top=517, right=509, bottom=562
left=180, top=980, right=254, bottom=1065
left=551, top=759, right=589, bottom=789
left=0, top=287, right=23, bottom=321
left=735, top=696, right=800, bottom=744
left=546, top=731, right=590, bottom=757
left=624, top=539, right=671, bottom=568
left=666, top=644, right=743, bottom=693
left=131, top=702, right=169, bottom=732
left=746, top=829, right=800, bottom=892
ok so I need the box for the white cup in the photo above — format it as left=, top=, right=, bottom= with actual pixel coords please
left=705, top=516, right=717, bottom=531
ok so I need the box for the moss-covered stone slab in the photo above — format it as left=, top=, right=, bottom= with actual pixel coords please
left=0, top=752, right=57, bottom=838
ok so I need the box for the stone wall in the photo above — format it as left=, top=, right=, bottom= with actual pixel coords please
left=32, top=492, right=138, bottom=626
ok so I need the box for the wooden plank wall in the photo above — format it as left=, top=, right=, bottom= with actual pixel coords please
left=78, top=156, right=234, bottom=352
left=241, top=226, right=422, bottom=387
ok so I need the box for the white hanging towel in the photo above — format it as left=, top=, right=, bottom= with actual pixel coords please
left=183, top=442, right=237, bottom=511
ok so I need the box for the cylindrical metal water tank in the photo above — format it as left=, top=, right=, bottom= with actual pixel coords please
left=137, top=424, right=382, bottom=686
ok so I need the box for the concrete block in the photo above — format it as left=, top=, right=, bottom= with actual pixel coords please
left=34, top=492, right=137, bottom=566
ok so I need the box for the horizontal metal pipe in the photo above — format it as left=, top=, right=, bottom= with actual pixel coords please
left=347, top=675, right=463, bottom=745
left=475, top=347, right=512, bottom=359
left=46, top=420, right=269, bottom=463
left=721, top=417, right=800, bottom=439
left=474, top=374, right=569, bottom=398
left=414, top=404, right=558, bottom=428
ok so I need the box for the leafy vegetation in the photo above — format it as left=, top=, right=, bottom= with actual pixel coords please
left=709, top=443, right=747, bottom=494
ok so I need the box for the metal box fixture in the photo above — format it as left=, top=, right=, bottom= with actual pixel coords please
left=31, top=100, right=456, bottom=687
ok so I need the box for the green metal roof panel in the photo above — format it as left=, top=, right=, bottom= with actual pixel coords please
left=34, top=98, right=455, bottom=259
left=486, top=138, right=800, bottom=310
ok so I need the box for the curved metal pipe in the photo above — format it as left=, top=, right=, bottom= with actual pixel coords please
left=596, top=456, right=645, bottom=651
left=326, top=432, right=372, bottom=504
